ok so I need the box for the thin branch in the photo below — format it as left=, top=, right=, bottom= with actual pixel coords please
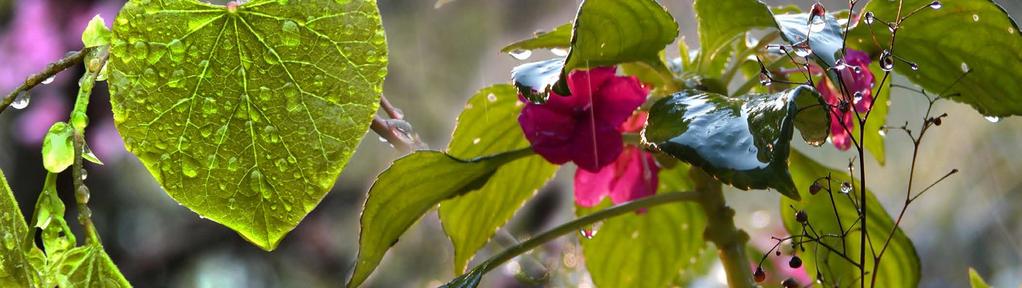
left=0, top=48, right=90, bottom=115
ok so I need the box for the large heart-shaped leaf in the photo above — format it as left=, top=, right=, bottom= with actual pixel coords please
left=0, top=169, right=41, bottom=287
left=106, top=0, right=388, bottom=250
left=643, top=86, right=826, bottom=199
left=693, top=0, right=775, bottom=77
left=848, top=0, right=1022, bottom=117
left=780, top=151, right=920, bottom=288
left=348, top=149, right=532, bottom=288
left=552, top=0, right=678, bottom=95
left=439, top=85, right=558, bottom=273
left=577, top=165, right=707, bottom=288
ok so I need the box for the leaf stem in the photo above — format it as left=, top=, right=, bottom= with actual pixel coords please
left=458, top=191, right=699, bottom=277
left=0, top=48, right=90, bottom=115
left=690, top=168, right=754, bottom=288
left=69, top=46, right=108, bottom=244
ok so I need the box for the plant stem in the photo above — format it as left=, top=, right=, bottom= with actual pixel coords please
left=69, top=47, right=108, bottom=244
left=690, top=168, right=754, bottom=288
left=0, top=48, right=90, bottom=115
left=463, top=191, right=700, bottom=276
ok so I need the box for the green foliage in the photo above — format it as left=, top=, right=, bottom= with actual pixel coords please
left=858, top=62, right=890, bottom=165
left=348, top=149, right=532, bottom=288
left=0, top=169, right=41, bottom=286
left=577, top=165, right=707, bottom=288
left=81, top=15, right=111, bottom=48
left=643, top=87, right=827, bottom=200
left=969, top=268, right=992, bottom=288
left=553, top=0, right=677, bottom=95
left=106, top=0, right=388, bottom=250
left=438, top=85, right=558, bottom=273
left=780, top=151, right=920, bottom=288
left=501, top=23, right=571, bottom=53
left=56, top=245, right=131, bottom=288
left=693, top=0, right=775, bottom=77
left=41, top=122, right=75, bottom=173
left=849, top=0, right=1022, bottom=117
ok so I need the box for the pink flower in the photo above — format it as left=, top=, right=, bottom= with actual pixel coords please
left=517, top=66, right=648, bottom=171
left=817, top=49, right=875, bottom=150
left=573, top=113, right=659, bottom=207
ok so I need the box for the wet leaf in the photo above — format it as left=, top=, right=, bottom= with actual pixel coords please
left=501, top=23, right=571, bottom=53
left=969, top=268, right=991, bottom=288
left=55, top=244, right=131, bottom=288
left=81, top=15, right=111, bottom=48
left=107, top=0, right=388, bottom=250
left=553, top=0, right=677, bottom=95
left=780, top=151, right=920, bottom=288
left=848, top=0, right=1022, bottom=117
left=349, top=149, right=532, bottom=288
left=439, top=85, right=558, bottom=273
left=693, top=0, right=775, bottom=77
left=774, top=12, right=845, bottom=68
left=511, top=58, right=564, bottom=104
left=576, top=165, right=707, bottom=288
left=0, top=169, right=42, bottom=287
left=643, top=86, right=826, bottom=199
left=41, top=122, right=75, bottom=173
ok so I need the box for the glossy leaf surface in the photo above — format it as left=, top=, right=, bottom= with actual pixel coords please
left=107, top=0, right=388, bottom=250
left=775, top=12, right=845, bottom=68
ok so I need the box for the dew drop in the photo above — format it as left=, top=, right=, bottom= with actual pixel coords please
left=972, top=14, right=979, bottom=22
left=863, top=11, right=875, bottom=25
left=879, top=50, right=894, bottom=71
left=840, top=182, right=853, bottom=194
left=486, top=93, right=497, bottom=102
left=908, top=62, right=919, bottom=71
left=961, top=62, right=971, bottom=73
left=282, top=21, right=301, bottom=46
left=2, top=232, right=14, bottom=250
left=10, top=92, right=29, bottom=109
left=985, top=116, right=1001, bottom=123
left=80, top=168, right=88, bottom=180
left=808, top=17, right=826, bottom=33
left=227, top=157, right=239, bottom=171
left=579, top=227, right=597, bottom=239
left=182, top=156, right=199, bottom=178
left=249, top=169, right=271, bottom=199
left=550, top=48, right=568, bottom=57
left=41, top=75, right=56, bottom=85
left=508, top=49, right=532, bottom=60
left=929, top=1, right=942, bottom=9
left=167, top=39, right=185, bottom=62
left=201, top=98, right=218, bottom=116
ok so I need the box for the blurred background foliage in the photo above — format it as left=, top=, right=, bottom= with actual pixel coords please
left=0, top=0, right=1020, bottom=287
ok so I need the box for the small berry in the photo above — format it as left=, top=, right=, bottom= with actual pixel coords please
left=809, top=182, right=822, bottom=195
left=795, top=210, right=809, bottom=224
left=754, top=267, right=766, bottom=282
left=776, top=250, right=782, bottom=256
left=789, top=256, right=803, bottom=268
left=782, top=277, right=800, bottom=288
left=932, top=117, right=942, bottom=126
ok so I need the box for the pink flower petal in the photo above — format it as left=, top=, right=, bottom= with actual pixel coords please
left=568, top=115, right=623, bottom=172
left=566, top=67, right=616, bottom=99
left=593, top=76, right=649, bottom=129
left=574, top=163, right=616, bottom=207
left=608, top=147, right=658, bottom=204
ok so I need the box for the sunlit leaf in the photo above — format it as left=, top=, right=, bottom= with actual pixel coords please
left=552, top=0, right=677, bottom=95
left=81, top=15, right=111, bottom=48
left=55, top=244, right=131, bottom=288
left=501, top=23, right=571, bottom=53
left=780, top=150, right=920, bottom=288
left=577, top=165, right=707, bottom=288
left=41, top=122, right=75, bottom=173
left=348, top=149, right=532, bottom=288
left=0, top=169, right=42, bottom=287
left=439, top=85, right=558, bottom=273
left=969, top=268, right=992, bottom=288
left=693, top=0, right=775, bottom=77
left=849, top=0, right=1022, bottom=117
left=643, top=86, right=826, bottom=200
left=107, top=0, right=388, bottom=250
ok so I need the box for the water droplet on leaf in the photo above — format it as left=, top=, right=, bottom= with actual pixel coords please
left=929, top=1, right=942, bottom=9
left=508, top=49, right=532, bottom=60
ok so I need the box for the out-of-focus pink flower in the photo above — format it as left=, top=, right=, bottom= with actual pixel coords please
left=517, top=66, right=648, bottom=171
left=88, top=119, right=127, bottom=162
left=573, top=113, right=659, bottom=207
left=0, top=1, right=63, bottom=91
left=16, top=94, right=67, bottom=145
left=817, top=49, right=875, bottom=150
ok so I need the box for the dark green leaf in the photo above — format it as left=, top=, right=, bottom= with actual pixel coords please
left=511, top=58, right=564, bottom=104
left=780, top=151, right=920, bottom=288
left=969, top=268, right=991, bottom=288
left=774, top=12, right=845, bottom=68
left=107, top=0, right=388, bottom=250
left=55, top=244, right=131, bottom=288
left=693, top=0, right=775, bottom=77
left=849, top=0, right=1022, bottom=117
left=349, top=149, right=532, bottom=288
left=501, top=23, right=572, bottom=53
left=643, top=86, right=826, bottom=200
left=553, top=0, right=678, bottom=95
left=0, top=169, right=41, bottom=287
left=577, top=165, right=707, bottom=288
left=439, top=85, right=558, bottom=273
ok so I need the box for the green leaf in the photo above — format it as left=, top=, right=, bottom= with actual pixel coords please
left=501, top=23, right=571, bottom=53
left=969, top=268, right=992, bottom=288
left=42, top=122, right=75, bottom=173
left=553, top=0, right=677, bottom=95
left=0, top=169, right=42, bottom=287
left=439, top=85, right=558, bottom=273
left=774, top=12, right=845, bottom=68
left=106, top=0, right=388, bottom=250
left=857, top=62, right=889, bottom=165
left=32, top=174, right=76, bottom=257
left=849, top=0, right=1022, bottom=117
left=577, top=165, right=707, bottom=288
left=55, top=244, right=131, bottom=288
left=439, top=269, right=483, bottom=288
left=81, top=15, right=111, bottom=48
left=643, top=86, right=826, bottom=200
left=780, top=150, right=920, bottom=288
left=349, top=149, right=532, bottom=288
left=693, top=0, right=775, bottom=77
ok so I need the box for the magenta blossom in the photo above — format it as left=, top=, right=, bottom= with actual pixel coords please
left=517, top=66, right=648, bottom=171
left=573, top=113, right=659, bottom=207
left=817, top=49, right=875, bottom=150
